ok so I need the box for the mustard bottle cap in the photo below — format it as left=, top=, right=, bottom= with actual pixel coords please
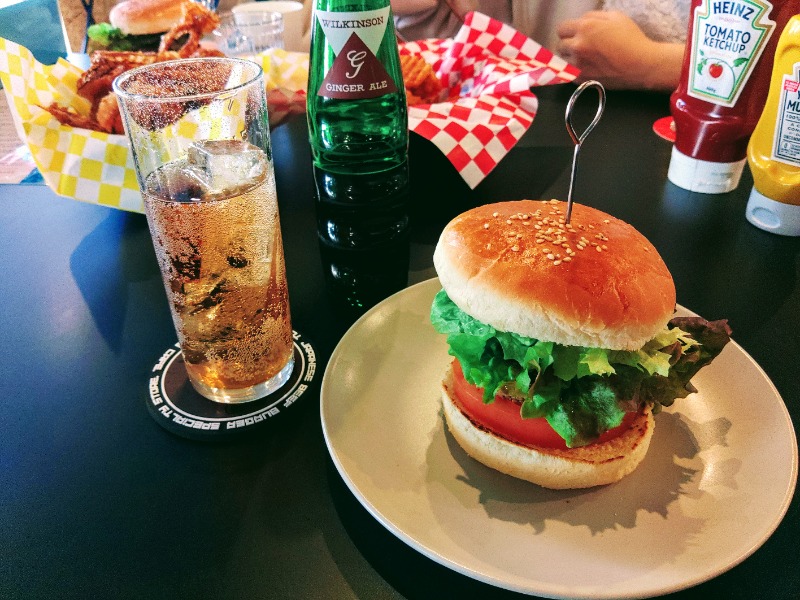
left=746, top=187, right=800, bottom=236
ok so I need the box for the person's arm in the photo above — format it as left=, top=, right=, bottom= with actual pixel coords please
left=391, top=0, right=440, bottom=17
left=557, top=11, right=685, bottom=92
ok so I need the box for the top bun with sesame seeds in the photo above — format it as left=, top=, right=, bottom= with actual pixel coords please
left=433, top=200, right=676, bottom=350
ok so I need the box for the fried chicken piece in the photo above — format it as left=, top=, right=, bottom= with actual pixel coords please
left=77, top=50, right=162, bottom=106
left=96, top=93, right=125, bottom=134
left=41, top=102, right=107, bottom=132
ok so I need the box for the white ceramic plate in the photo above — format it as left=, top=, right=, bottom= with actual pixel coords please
left=320, top=278, right=798, bottom=599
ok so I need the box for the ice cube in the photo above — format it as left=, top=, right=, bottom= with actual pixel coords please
left=187, top=140, right=266, bottom=198
left=147, top=159, right=210, bottom=203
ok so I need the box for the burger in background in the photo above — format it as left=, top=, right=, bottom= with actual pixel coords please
left=431, top=200, right=731, bottom=489
left=88, top=0, right=192, bottom=51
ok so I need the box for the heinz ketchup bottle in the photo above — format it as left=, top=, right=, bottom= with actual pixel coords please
left=668, top=0, right=800, bottom=193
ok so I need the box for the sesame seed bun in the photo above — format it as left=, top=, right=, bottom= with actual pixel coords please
left=109, top=0, right=185, bottom=36
left=433, top=200, right=676, bottom=350
left=441, top=364, right=655, bottom=489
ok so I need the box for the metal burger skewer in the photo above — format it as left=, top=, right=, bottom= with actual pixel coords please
left=564, top=80, right=606, bottom=224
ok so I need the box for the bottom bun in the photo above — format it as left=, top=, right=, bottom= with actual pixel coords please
left=441, top=365, right=654, bottom=489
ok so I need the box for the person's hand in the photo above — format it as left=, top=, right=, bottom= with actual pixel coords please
left=557, top=11, right=684, bottom=91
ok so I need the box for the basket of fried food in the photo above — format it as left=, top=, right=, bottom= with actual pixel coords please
left=42, top=0, right=224, bottom=134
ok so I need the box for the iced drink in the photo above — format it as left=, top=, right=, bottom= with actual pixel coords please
left=115, top=57, right=293, bottom=403
left=143, top=140, right=293, bottom=401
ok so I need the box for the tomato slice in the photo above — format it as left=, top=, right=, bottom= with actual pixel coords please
left=450, top=360, right=636, bottom=450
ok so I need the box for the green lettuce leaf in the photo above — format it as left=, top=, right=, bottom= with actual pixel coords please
left=431, top=290, right=731, bottom=448
left=546, top=376, right=627, bottom=448
left=87, top=23, right=162, bottom=51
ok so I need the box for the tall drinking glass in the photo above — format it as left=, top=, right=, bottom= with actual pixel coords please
left=114, top=58, right=293, bottom=403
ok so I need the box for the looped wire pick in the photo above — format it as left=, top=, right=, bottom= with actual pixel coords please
left=565, top=80, right=606, bottom=224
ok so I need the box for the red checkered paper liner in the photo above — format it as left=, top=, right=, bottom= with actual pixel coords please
left=402, top=12, right=579, bottom=189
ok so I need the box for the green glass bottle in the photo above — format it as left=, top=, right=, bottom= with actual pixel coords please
left=307, top=0, right=410, bottom=316
left=307, top=0, right=408, bottom=174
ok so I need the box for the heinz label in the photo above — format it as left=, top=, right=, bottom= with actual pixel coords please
left=315, top=8, right=398, bottom=100
left=688, top=0, right=776, bottom=107
left=772, top=62, right=800, bottom=166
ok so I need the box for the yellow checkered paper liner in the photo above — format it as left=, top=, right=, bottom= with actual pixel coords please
left=0, top=38, right=309, bottom=213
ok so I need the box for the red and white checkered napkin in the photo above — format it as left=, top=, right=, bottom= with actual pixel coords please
left=402, top=12, right=579, bottom=189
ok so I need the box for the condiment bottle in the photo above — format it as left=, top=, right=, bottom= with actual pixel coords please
left=668, top=0, right=800, bottom=193
left=746, top=15, right=800, bottom=235
left=306, top=0, right=410, bottom=316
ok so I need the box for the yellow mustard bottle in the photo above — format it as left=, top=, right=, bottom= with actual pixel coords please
left=746, top=15, right=800, bottom=236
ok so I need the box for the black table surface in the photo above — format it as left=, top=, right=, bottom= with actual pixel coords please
left=2, top=85, right=798, bottom=600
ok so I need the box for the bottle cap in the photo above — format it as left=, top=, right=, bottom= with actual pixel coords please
left=745, top=187, right=800, bottom=236
left=667, top=147, right=746, bottom=193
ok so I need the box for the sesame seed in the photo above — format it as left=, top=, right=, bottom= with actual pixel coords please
left=603, top=219, right=610, bottom=223
left=512, top=245, right=519, bottom=252
left=577, top=245, right=584, bottom=250
left=517, top=234, right=523, bottom=239
left=546, top=253, right=555, bottom=260
left=553, top=260, right=562, bottom=266
left=536, top=239, right=545, bottom=244
left=563, top=256, right=572, bottom=262
left=596, top=246, right=602, bottom=252
left=492, top=212, right=499, bottom=217
left=549, top=199, right=559, bottom=204
left=602, top=244, right=608, bottom=250
left=522, top=221, right=530, bottom=226
left=483, top=223, right=489, bottom=229
left=506, top=219, right=512, bottom=225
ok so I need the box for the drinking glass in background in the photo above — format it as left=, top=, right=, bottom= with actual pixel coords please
left=233, top=1, right=307, bottom=52
left=213, top=11, right=284, bottom=56
left=113, top=58, right=294, bottom=403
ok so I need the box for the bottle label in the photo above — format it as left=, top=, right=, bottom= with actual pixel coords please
left=314, top=7, right=398, bottom=100
left=771, top=62, right=800, bottom=167
left=688, top=0, right=776, bottom=107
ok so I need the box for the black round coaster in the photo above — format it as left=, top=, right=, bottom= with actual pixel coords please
left=145, top=330, right=317, bottom=440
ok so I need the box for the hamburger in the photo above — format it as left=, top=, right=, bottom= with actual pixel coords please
left=87, top=0, right=186, bottom=51
left=431, top=200, right=731, bottom=489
